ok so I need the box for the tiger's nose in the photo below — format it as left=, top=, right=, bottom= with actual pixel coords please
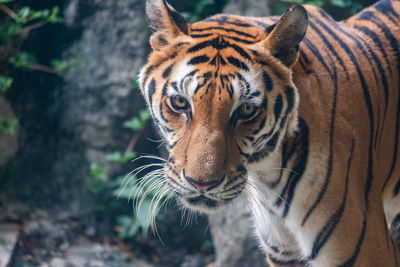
left=182, top=169, right=225, bottom=192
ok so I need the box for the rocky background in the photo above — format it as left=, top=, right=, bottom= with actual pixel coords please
left=0, top=0, right=398, bottom=266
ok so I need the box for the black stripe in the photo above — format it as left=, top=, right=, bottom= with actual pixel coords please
left=302, top=39, right=334, bottom=80
left=162, top=81, right=169, bottom=96
left=141, top=65, right=155, bottom=89
left=162, top=64, right=174, bottom=79
left=338, top=217, right=367, bottom=267
left=309, top=139, right=354, bottom=260
left=274, top=94, right=283, bottom=120
left=170, top=81, right=179, bottom=93
left=148, top=79, right=156, bottom=109
left=252, top=117, right=266, bottom=135
left=394, top=178, right=400, bottom=196
left=308, top=20, right=349, bottom=80
left=281, top=119, right=309, bottom=217
left=229, top=43, right=251, bottom=60
left=223, top=35, right=254, bottom=44
left=284, top=86, right=295, bottom=114
left=266, top=131, right=279, bottom=149
left=191, top=33, right=213, bottom=38
left=187, top=37, right=251, bottom=61
left=319, top=10, right=388, bottom=117
left=374, top=0, right=399, bottom=23
left=227, top=56, right=249, bottom=71
left=187, top=39, right=214, bottom=53
left=263, top=71, right=273, bottom=92
left=269, top=255, right=307, bottom=265
left=302, top=52, right=337, bottom=226
left=188, top=55, right=210, bottom=65
left=190, top=26, right=256, bottom=38
left=313, top=13, right=375, bottom=214
left=159, top=102, right=169, bottom=123
left=353, top=25, right=392, bottom=75
left=362, top=15, right=400, bottom=194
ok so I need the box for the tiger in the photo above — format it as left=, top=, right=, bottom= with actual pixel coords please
left=138, top=0, right=400, bottom=266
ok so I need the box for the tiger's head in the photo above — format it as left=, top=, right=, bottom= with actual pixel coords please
left=139, top=0, right=308, bottom=213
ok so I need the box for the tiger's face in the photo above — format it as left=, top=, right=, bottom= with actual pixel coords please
left=140, top=0, right=308, bottom=213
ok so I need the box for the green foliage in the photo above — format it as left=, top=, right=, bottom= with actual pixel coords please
left=9, top=51, right=36, bottom=68
left=201, top=240, right=215, bottom=254
left=106, top=151, right=136, bottom=163
left=123, top=110, right=151, bottom=131
left=116, top=199, right=152, bottom=239
left=290, top=0, right=363, bottom=13
left=182, top=0, right=216, bottom=22
left=88, top=163, right=107, bottom=193
left=0, top=116, right=17, bottom=135
left=0, top=75, right=12, bottom=93
left=87, top=105, right=170, bottom=240
left=14, top=6, right=61, bottom=24
left=90, top=163, right=107, bottom=180
left=131, top=78, right=139, bottom=90
left=181, top=0, right=227, bottom=22
left=0, top=2, right=63, bottom=134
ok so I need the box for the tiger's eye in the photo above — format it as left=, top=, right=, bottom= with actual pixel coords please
left=238, top=103, right=258, bottom=120
left=170, top=95, right=190, bottom=112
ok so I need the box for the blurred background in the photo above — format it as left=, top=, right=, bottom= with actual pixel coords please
left=0, top=0, right=394, bottom=266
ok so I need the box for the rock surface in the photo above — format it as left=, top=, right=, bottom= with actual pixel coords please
left=0, top=224, right=19, bottom=267
left=223, top=0, right=271, bottom=16
left=209, top=197, right=267, bottom=267
left=0, top=97, right=18, bottom=166
left=0, top=0, right=156, bottom=219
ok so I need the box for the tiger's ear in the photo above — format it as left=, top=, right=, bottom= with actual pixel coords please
left=259, top=5, right=308, bottom=67
left=146, top=0, right=189, bottom=50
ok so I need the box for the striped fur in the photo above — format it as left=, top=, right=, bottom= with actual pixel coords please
left=139, top=0, right=400, bottom=266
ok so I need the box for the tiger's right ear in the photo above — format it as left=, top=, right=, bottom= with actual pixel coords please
left=146, top=0, right=189, bottom=50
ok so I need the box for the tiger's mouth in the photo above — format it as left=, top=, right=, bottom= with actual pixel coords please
left=182, top=195, right=224, bottom=212
left=180, top=193, right=239, bottom=213
left=170, top=177, right=247, bottom=213
left=163, top=165, right=248, bottom=213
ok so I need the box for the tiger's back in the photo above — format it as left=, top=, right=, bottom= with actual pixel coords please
left=139, top=0, right=400, bottom=266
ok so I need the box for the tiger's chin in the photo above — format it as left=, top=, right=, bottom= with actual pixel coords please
left=180, top=195, right=235, bottom=214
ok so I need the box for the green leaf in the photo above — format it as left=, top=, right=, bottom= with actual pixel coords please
left=48, top=7, right=62, bottom=23
left=88, top=178, right=102, bottom=194
left=7, top=23, right=22, bottom=35
left=50, top=59, right=68, bottom=72
left=114, top=185, right=133, bottom=199
left=131, top=79, right=139, bottom=90
left=15, top=7, right=31, bottom=24
left=0, top=0, right=13, bottom=3
left=106, top=151, right=136, bottom=163
left=0, top=117, right=18, bottom=135
left=330, top=0, right=348, bottom=8
left=0, top=76, right=13, bottom=93
left=90, top=163, right=107, bottom=180
left=9, top=51, right=36, bottom=68
left=117, top=216, right=140, bottom=239
left=136, top=199, right=152, bottom=230
left=200, top=240, right=214, bottom=254
left=30, top=9, right=49, bottom=20
left=139, top=109, right=151, bottom=122
left=123, top=117, right=143, bottom=131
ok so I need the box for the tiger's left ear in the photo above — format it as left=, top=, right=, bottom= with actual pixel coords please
left=257, top=5, right=308, bottom=67
left=146, top=0, right=189, bottom=50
